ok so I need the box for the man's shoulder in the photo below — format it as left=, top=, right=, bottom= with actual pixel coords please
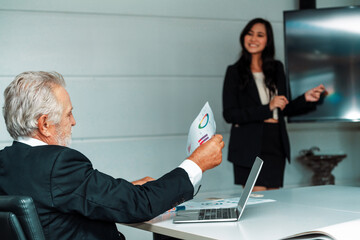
left=3, top=141, right=87, bottom=160
left=36, top=145, right=88, bottom=161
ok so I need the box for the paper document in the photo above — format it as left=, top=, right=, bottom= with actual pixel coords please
left=186, top=102, right=216, bottom=156
left=282, top=218, right=360, bottom=240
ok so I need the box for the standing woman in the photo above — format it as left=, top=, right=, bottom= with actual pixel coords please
left=222, top=18, right=325, bottom=191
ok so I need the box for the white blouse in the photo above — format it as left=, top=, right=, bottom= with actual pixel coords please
left=253, top=72, right=278, bottom=120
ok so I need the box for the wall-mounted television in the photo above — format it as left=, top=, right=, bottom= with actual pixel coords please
left=284, top=6, right=360, bottom=122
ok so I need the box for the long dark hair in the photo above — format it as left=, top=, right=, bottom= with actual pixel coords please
left=236, top=18, right=276, bottom=97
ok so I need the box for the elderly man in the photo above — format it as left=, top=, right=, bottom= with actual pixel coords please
left=0, top=71, right=224, bottom=240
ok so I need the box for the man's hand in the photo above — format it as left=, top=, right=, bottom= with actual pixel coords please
left=131, top=176, right=155, bottom=185
left=188, top=134, right=224, bottom=172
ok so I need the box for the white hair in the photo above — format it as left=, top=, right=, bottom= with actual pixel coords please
left=3, top=71, right=66, bottom=140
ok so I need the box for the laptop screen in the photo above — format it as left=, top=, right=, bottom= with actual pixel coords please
left=236, top=157, right=263, bottom=220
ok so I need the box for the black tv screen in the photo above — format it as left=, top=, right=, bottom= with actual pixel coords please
left=284, top=6, right=360, bottom=122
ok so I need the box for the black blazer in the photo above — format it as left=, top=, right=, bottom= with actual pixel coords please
left=0, top=141, right=194, bottom=240
left=222, top=60, right=316, bottom=167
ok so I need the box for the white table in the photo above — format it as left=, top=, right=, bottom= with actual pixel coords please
left=117, top=185, right=360, bottom=240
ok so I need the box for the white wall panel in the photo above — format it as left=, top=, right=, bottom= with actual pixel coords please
left=1, top=0, right=296, bottom=21
left=0, top=11, right=241, bottom=76
left=272, top=22, right=286, bottom=62
left=65, top=76, right=225, bottom=139
left=0, top=77, right=15, bottom=142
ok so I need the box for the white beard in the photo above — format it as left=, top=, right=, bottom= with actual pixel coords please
left=55, top=127, right=72, bottom=147
left=57, top=135, right=72, bottom=147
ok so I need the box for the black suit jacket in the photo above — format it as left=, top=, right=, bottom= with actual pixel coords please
left=222, top=60, right=316, bottom=167
left=0, top=141, right=194, bottom=240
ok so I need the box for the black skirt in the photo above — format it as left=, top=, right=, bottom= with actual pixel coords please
left=233, top=123, right=286, bottom=188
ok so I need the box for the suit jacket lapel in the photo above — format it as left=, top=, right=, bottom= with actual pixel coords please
left=247, top=77, right=262, bottom=105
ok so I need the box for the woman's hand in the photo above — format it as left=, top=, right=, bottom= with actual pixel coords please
left=305, top=84, right=326, bottom=102
left=269, top=95, right=289, bottom=111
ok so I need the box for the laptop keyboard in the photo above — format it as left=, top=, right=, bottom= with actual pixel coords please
left=198, top=208, right=235, bottom=220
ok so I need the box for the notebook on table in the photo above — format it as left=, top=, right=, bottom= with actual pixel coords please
left=173, top=157, right=263, bottom=223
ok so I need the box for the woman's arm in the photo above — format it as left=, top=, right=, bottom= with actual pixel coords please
left=274, top=61, right=324, bottom=117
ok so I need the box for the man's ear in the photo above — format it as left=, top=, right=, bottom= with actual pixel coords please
left=37, top=114, right=52, bottom=137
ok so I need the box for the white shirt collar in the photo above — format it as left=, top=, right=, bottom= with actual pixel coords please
left=17, top=136, right=48, bottom=147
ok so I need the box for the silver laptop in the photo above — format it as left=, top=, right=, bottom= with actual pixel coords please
left=173, top=157, right=263, bottom=223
